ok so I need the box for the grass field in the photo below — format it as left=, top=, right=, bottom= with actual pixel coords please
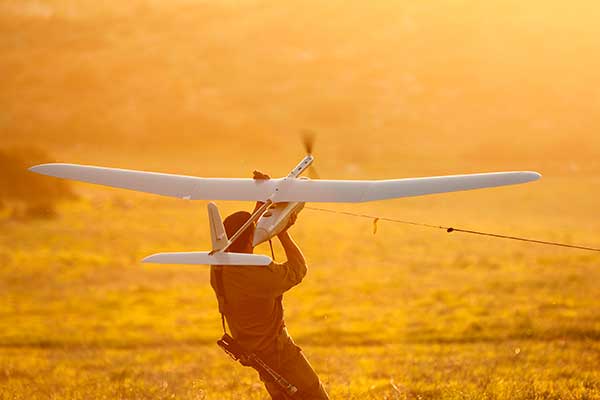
left=1, top=1, right=600, bottom=398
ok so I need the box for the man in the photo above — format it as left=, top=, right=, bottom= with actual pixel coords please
left=210, top=171, right=329, bottom=400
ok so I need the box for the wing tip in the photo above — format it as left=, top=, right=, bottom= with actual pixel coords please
left=28, top=163, right=70, bottom=175
left=28, top=163, right=50, bottom=174
left=523, top=171, right=542, bottom=181
left=142, top=253, right=164, bottom=263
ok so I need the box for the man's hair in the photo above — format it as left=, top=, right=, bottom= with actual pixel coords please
left=223, top=211, right=254, bottom=252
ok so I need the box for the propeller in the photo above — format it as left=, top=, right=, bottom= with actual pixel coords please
left=301, top=130, right=320, bottom=179
left=302, top=130, right=316, bottom=155
left=307, top=165, right=320, bottom=179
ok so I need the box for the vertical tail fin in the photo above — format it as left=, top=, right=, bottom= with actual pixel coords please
left=208, top=202, right=228, bottom=251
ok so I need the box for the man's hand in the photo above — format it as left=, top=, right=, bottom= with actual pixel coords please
left=252, top=171, right=271, bottom=213
left=253, top=170, right=271, bottom=180
left=276, top=210, right=306, bottom=268
left=278, top=211, right=298, bottom=237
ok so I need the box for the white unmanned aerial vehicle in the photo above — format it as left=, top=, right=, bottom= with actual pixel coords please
left=30, top=149, right=540, bottom=266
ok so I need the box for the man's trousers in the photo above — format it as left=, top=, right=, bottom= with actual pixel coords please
left=257, top=328, right=329, bottom=400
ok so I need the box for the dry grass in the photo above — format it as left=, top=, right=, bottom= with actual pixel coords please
left=1, top=1, right=599, bottom=398
left=1, top=177, right=598, bottom=399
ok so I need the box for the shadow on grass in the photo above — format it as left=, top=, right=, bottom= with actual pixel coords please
left=297, top=326, right=600, bottom=346
left=1, top=327, right=598, bottom=350
left=0, top=336, right=216, bottom=350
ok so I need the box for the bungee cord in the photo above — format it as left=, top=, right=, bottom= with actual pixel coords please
left=305, top=206, right=600, bottom=253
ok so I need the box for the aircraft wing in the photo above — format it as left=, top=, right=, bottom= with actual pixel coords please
left=30, top=163, right=540, bottom=203
left=29, top=163, right=278, bottom=201
left=273, top=171, right=541, bottom=202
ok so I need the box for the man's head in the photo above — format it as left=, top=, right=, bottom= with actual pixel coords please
left=223, top=211, right=254, bottom=253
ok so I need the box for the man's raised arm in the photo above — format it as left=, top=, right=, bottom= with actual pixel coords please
left=277, top=214, right=306, bottom=270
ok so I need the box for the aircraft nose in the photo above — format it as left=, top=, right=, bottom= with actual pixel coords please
left=252, top=228, right=270, bottom=247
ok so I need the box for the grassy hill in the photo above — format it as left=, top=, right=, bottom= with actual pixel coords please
left=1, top=1, right=599, bottom=398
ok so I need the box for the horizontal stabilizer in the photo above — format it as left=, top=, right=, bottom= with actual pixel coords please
left=142, top=251, right=272, bottom=266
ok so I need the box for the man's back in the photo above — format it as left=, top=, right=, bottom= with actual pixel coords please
left=211, top=260, right=307, bottom=352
